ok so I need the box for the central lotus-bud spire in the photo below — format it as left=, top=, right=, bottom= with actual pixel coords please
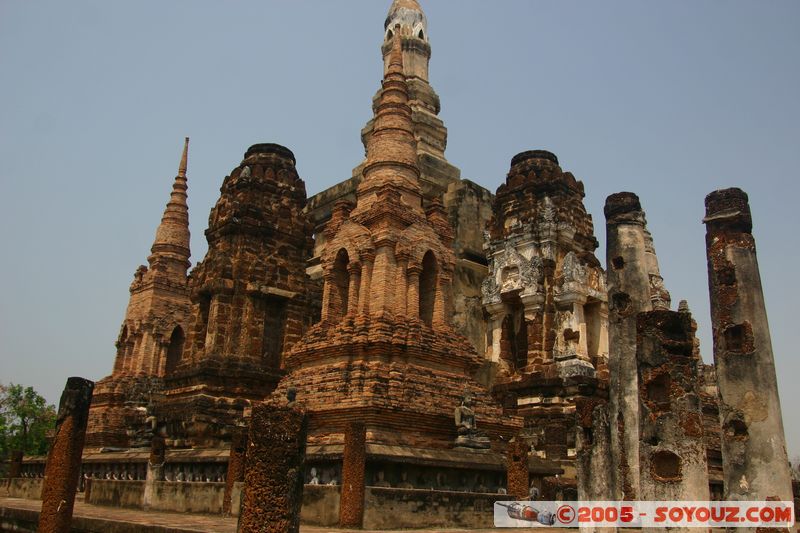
left=356, top=30, right=422, bottom=211
left=385, top=0, right=426, bottom=35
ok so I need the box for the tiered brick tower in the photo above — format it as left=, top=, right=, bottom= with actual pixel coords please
left=160, top=143, right=314, bottom=447
left=484, top=151, right=609, bottom=470
left=85, top=139, right=192, bottom=448
left=275, top=34, right=521, bottom=458
left=306, top=0, right=492, bottom=357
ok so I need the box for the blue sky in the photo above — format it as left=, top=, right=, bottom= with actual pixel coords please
left=1, top=1, right=798, bottom=459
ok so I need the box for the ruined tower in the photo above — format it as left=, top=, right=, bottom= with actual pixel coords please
left=275, top=31, right=521, bottom=467
left=485, top=151, right=608, bottom=470
left=306, top=0, right=493, bottom=356
left=85, top=139, right=192, bottom=448
left=636, top=308, right=709, bottom=510
left=603, top=192, right=670, bottom=500
left=704, top=188, right=792, bottom=504
left=160, top=143, right=314, bottom=447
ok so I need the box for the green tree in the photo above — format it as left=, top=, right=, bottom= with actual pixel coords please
left=0, top=383, right=56, bottom=458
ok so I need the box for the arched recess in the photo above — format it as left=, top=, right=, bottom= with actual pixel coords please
left=419, top=251, right=437, bottom=326
left=114, top=325, right=129, bottom=373
left=330, top=248, right=350, bottom=322
left=165, top=326, right=185, bottom=376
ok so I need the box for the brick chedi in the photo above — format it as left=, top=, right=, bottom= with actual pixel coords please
left=85, top=139, right=192, bottom=449
left=273, top=33, right=522, bottom=458
left=485, top=150, right=608, bottom=472
left=306, top=0, right=493, bottom=358
left=160, top=143, right=314, bottom=448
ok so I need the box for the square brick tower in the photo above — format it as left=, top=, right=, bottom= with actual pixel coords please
left=159, top=143, right=315, bottom=448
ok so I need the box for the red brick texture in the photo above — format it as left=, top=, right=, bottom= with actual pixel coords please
left=38, top=377, right=94, bottom=533
left=339, top=422, right=367, bottom=528
left=506, top=438, right=530, bottom=501
left=237, top=401, right=308, bottom=533
left=223, top=426, right=247, bottom=516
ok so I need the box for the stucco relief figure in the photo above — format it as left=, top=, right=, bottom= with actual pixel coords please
left=454, top=394, right=490, bottom=449
left=373, top=470, right=391, bottom=487
left=397, top=470, right=413, bottom=489
left=501, top=266, right=520, bottom=292
left=481, top=268, right=500, bottom=305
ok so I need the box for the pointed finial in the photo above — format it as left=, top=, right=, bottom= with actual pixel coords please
left=148, top=137, right=191, bottom=270
left=678, top=300, right=690, bottom=313
left=385, top=25, right=405, bottom=77
left=388, top=0, right=423, bottom=17
left=178, top=137, right=189, bottom=178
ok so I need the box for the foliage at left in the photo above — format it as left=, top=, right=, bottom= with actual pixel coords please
left=0, top=383, right=56, bottom=459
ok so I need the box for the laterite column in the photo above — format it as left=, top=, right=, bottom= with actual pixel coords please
left=38, top=377, right=94, bottom=533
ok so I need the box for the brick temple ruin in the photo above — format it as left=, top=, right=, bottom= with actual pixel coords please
left=6, top=0, right=796, bottom=530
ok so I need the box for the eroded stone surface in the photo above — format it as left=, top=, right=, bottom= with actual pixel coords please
left=705, top=188, right=792, bottom=507
left=636, top=310, right=709, bottom=519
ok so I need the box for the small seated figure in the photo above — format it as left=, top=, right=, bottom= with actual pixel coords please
left=397, top=470, right=413, bottom=489
left=286, top=387, right=297, bottom=408
left=528, top=481, right=540, bottom=500
left=373, top=470, right=391, bottom=488
left=435, top=471, right=450, bottom=491
left=453, top=394, right=490, bottom=449
left=308, top=467, right=320, bottom=485
left=474, top=475, right=488, bottom=493
left=327, top=475, right=339, bottom=486
left=176, top=469, right=186, bottom=482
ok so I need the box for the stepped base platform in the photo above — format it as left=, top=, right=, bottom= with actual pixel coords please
left=0, top=496, right=567, bottom=532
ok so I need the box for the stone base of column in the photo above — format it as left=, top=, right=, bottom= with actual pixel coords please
left=237, top=401, right=308, bottom=533
left=506, top=437, right=530, bottom=501
left=339, top=422, right=366, bottom=528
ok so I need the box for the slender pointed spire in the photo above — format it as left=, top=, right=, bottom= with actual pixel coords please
left=149, top=137, right=191, bottom=269
left=389, top=0, right=423, bottom=13
left=357, top=32, right=421, bottom=208
left=178, top=136, right=188, bottom=178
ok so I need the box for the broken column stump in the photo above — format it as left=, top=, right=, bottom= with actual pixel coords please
left=143, top=435, right=165, bottom=510
left=506, top=437, right=530, bottom=501
left=223, top=425, right=248, bottom=516
left=237, top=401, right=308, bottom=533
left=704, top=188, right=792, bottom=504
left=636, top=310, right=709, bottom=526
left=38, top=377, right=94, bottom=533
left=339, top=421, right=366, bottom=528
left=576, top=396, right=617, bottom=533
left=8, top=450, right=23, bottom=479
